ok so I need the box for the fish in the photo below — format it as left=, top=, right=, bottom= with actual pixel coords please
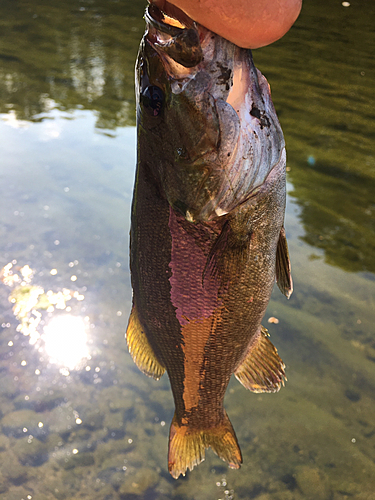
left=126, top=4, right=293, bottom=479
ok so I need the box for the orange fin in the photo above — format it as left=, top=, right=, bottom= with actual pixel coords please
left=235, top=326, right=286, bottom=393
left=126, top=305, right=165, bottom=380
left=168, top=411, right=242, bottom=479
left=276, top=227, right=293, bottom=299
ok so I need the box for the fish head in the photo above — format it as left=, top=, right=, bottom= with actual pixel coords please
left=136, top=5, right=285, bottom=222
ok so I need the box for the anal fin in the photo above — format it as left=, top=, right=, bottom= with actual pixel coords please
left=235, top=326, right=286, bottom=393
left=126, top=305, right=165, bottom=380
left=168, top=410, right=242, bottom=479
left=276, top=226, right=293, bottom=299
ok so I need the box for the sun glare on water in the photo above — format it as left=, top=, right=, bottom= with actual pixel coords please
left=1, top=261, right=92, bottom=372
left=42, top=315, right=90, bottom=370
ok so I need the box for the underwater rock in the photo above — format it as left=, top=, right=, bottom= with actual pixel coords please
left=13, top=390, right=66, bottom=412
left=0, top=486, right=35, bottom=500
left=109, top=470, right=127, bottom=490
left=96, top=438, right=135, bottom=466
left=1, top=409, right=48, bottom=440
left=79, top=408, right=105, bottom=431
left=354, top=493, right=375, bottom=500
left=96, top=457, right=129, bottom=490
left=117, top=467, right=159, bottom=497
left=99, top=385, right=135, bottom=413
left=46, top=404, right=80, bottom=436
left=104, top=412, right=126, bottom=440
left=295, top=465, right=331, bottom=500
left=43, top=471, right=81, bottom=500
left=69, top=427, right=92, bottom=442
left=148, top=388, right=173, bottom=406
left=45, top=432, right=64, bottom=453
left=0, top=373, right=20, bottom=400
left=274, top=493, right=296, bottom=500
left=154, top=477, right=175, bottom=500
left=0, top=434, right=9, bottom=451
left=99, top=455, right=128, bottom=472
left=13, top=436, right=49, bottom=466
left=334, top=480, right=361, bottom=497
left=0, top=471, right=8, bottom=494
left=344, top=388, right=361, bottom=403
left=0, top=453, right=28, bottom=486
left=67, top=436, right=97, bottom=454
left=59, top=451, right=95, bottom=470
left=92, top=483, right=120, bottom=500
left=365, top=346, right=375, bottom=363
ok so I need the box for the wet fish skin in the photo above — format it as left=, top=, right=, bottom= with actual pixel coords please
left=127, top=5, right=292, bottom=479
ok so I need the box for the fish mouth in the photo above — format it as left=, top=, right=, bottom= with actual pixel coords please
left=145, top=4, right=203, bottom=68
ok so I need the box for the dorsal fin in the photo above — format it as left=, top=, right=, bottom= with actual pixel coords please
left=126, top=305, right=165, bottom=380
left=276, top=227, right=293, bottom=299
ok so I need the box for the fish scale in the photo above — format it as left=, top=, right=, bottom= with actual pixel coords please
left=126, top=4, right=293, bottom=479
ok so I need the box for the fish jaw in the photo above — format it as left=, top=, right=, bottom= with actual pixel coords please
left=136, top=5, right=285, bottom=222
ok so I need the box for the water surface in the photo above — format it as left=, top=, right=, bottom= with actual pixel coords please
left=0, top=1, right=375, bottom=499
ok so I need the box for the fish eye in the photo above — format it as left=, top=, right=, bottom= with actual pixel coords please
left=141, top=85, right=164, bottom=116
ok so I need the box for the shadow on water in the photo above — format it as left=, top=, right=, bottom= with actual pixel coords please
left=0, top=0, right=375, bottom=499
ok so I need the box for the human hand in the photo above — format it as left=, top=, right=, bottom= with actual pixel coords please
left=150, top=0, right=302, bottom=49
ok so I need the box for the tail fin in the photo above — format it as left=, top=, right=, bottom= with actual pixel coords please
left=168, top=411, right=242, bottom=479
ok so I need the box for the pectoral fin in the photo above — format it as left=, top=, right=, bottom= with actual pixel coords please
left=203, top=220, right=231, bottom=283
left=203, top=219, right=250, bottom=286
left=126, top=305, right=165, bottom=380
left=168, top=410, right=242, bottom=479
left=276, top=227, right=293, bottom=299
left=235, top=326, right=286, bottom=393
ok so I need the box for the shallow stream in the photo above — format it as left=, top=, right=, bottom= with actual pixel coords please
left=0, top=1, right=374, bottom=499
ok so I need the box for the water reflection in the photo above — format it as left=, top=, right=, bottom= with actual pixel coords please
left=255, top=0, right=375, bottom=274
left=290, top=159, right=375, bottom=274
left=70, top=29, right=106, bottom=101
left=1, top=0, right=374, bottom=272
left=0, top=0, right=146, bottom=127
left=1, top=109, right=30, bottom=128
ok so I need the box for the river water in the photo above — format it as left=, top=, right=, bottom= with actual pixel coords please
left=0, top=0, right=374, bottom=499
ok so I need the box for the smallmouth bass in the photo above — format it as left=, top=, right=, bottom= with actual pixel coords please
left=126, top=4, right=293, bottom=479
